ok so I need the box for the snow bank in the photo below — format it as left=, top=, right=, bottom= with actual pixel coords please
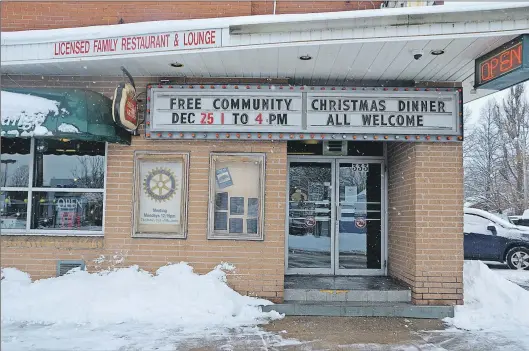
left=1, top=267, right=31, bottom=283
left=445, top=261, right=529, bottom=331
left=1, top=263, right=281, bottom=328
left=494, top=269, right=529, bottom=289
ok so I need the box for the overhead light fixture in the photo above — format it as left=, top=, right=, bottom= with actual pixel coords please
left=299, top=55, right=312, bottom=61
left=431, top=49, right=445, bottom=56
left=170, top=62, right=184, bottom=68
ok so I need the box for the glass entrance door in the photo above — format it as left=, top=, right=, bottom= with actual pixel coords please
left=286, top=158, right=385, bottom=275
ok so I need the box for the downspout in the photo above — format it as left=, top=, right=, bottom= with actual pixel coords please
left=273, top=0, right=277, bottom=15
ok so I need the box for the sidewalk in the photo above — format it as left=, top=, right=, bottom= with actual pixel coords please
left=4, top=316, right=529, bottom=350
left=264, top=316, right=442, bottom=348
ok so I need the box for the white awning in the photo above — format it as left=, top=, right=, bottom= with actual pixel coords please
left=1, top=2, right=528, bottom=103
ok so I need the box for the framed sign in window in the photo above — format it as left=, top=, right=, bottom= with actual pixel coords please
left=208, top=153, right=265, bottom=240
left=133, top=151, right=189, bottom=238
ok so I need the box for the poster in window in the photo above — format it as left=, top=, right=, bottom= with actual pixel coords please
left=230, top=197, right=245, bottom=215
left=215, top=192, right=229, bottom=211
left=216, top=168, right=233, bottom=189
left=214, top=212, right=228, bottom=230
left=345, top=186, right=357, bottom=204
left=135, top=153, right=188, bottom=238
left=247, top=219, right=258, bottom=234
left=229, top=218, right=243, bottom=233
left=247, top=198, right=258, bottom=217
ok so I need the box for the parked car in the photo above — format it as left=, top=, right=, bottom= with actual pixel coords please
left=517, top=209, right=529, bottom=227
left=464, top=207, right=529, bottom=270
left=509, top=215, right=522, bottom=225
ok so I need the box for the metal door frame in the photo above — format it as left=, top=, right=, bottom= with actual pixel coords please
left=285, top=157, right=335, bottom=275
left=334, top=158, right=386, bottom=276
left=285, top=156, right=387, bottom=276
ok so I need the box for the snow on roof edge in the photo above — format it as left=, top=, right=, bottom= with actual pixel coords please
left=2, top=2, right=527, bottom=45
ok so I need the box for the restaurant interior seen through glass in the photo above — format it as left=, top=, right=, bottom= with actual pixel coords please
left=1, top=138, right=105, bottom=233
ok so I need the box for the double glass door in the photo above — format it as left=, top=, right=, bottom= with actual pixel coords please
left=286, top=158, right=385, bottom=275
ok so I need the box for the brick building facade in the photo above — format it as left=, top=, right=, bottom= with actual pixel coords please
left=2, top=0, right=521, bottom=317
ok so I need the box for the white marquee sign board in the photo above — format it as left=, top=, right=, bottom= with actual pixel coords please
left=306, top=91, right=458, bottom=135
left=150, top=90, right=303, bottom=133
left=146, top=85, right=462, bottom=141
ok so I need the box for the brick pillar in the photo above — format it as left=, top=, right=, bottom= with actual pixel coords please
left=387, top=142, right=464, bottom=306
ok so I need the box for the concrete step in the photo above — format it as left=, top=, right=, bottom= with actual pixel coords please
left=261, top=301, right=454, bottom=319
left=285, top=288, right=411, bottom=303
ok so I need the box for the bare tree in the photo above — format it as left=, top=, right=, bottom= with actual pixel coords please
left=8, top=165, right=30, bottom=187
left=464, top=100, right=505, bottom=211
left=70, top=156, right=105, bottom=188
left=496, top=84, right=529, bottom=213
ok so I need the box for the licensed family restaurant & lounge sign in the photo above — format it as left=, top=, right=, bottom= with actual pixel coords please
left=53, top=29, right=220, bottom=57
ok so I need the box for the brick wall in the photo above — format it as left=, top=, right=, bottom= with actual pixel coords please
left=1, top=1, right=383, bottom=31
left=0, top=75, right=287, bottom=302
left=387, top=142, right=464, bottom=306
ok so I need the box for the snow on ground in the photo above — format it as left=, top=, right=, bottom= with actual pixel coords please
left=444, top=261, right=529, bottom=333
left=1, top=263, right=291, bottom=350
left=3, top=261, right=529, bottom=350
left=494, top=269, right=529, bottom=289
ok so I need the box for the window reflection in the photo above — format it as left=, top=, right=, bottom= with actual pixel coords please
left=0, top=191, right=28, bottom=229
left=33, top=140, right=105, bottom=188
left=0, top=138, right=31, bottom=188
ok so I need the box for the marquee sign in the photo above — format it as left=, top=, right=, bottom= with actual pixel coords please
left=306, top=91, right=457, bottom=135
left=145, top=85, right=463, bottom=142
left=150, top=90, right=303, bottom=133
left=475, top=35, right=529, bottom=90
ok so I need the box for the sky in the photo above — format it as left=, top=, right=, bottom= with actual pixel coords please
left=465, top=82, right=529, bottom=126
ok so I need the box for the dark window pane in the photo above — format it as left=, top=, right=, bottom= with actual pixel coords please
left=0, top=138, right=31, bottom=187
left=33, top=140, right=105, bottom=188
left=287, top=141, right=323, bottom=155
left=347, top=141, right=383, bottom=156
left=31, top=192, right=103, bottom=231
left=287, top=141, right=384, bottom=156
left=0, top=191, right=28, bottom=229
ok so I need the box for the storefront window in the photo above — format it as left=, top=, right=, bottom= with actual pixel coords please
left=33, top=140, right=105, bottom=188
left=0, top=138, right=105, bottom=234
left=1, top=138, right=31, bottom=188
left=208, top=153, right=265, bottom=240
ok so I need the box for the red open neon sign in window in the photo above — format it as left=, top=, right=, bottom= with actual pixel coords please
left=478, top=42, right=523, bottom=85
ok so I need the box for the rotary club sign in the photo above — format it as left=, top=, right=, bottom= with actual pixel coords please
left=138, top=161, right=182, bottom=232
left=134, top=152, right=189, bottom=238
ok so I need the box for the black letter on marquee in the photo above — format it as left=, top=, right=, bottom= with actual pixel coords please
left=362, top=114, right=372, bottom=126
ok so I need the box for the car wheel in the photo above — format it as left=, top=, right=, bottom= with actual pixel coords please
left=506, top=247, right=529, bottom=270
